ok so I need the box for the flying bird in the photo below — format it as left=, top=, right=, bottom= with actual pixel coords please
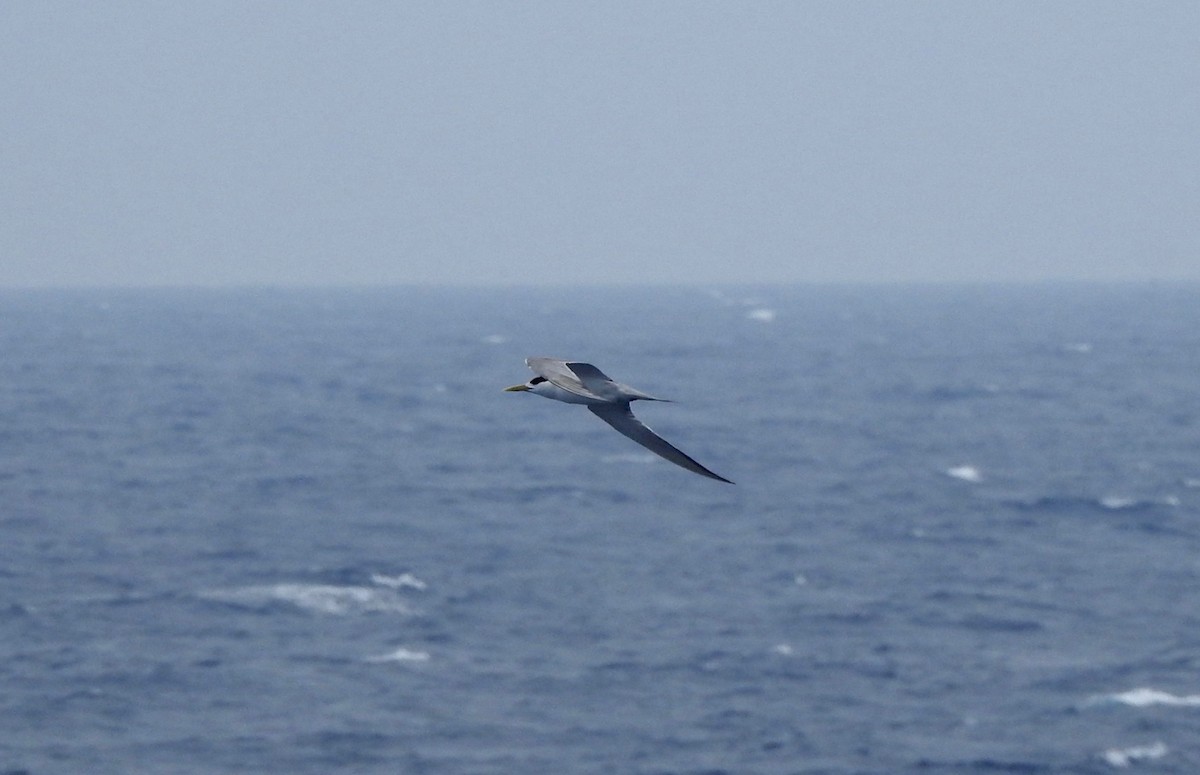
left=504, top=357, right=733, bottom=483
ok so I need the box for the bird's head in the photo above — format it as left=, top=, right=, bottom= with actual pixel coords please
left=503, top=375, right=547, bottom=393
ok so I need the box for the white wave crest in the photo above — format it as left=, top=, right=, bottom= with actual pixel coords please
left=1102, top=741, right=1167, bottom=768
left=745, top=308, right=776, bottom=323
left=1095, top=688, right=1200, bottom=708
left=370, top=572, right=427, bottom=591
left=945, top=465, right=983, bottom=483
left=1098, top=495, right=1180, bottom=511
left=201, top=583, right=411, bottom=615
left=366, top=647, right=431, bottom=664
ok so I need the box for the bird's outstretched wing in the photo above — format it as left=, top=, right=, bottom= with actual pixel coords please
left=588, top=403, right=733, bottom=483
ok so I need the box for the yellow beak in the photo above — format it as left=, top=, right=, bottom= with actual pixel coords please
left=504, top=384, right=531, bottom=392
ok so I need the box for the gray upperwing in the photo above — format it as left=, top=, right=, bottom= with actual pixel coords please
left=588, top=404, right=734, bottom=484
left=526, top=357, right=605, bottom=401
left=564, top=360, right=612, bottom=384
left=564, top=361, right=625, bottom=401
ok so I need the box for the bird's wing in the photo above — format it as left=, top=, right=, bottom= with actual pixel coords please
left=563, top=361, right=614, bottom=388
left=588, top=403, right=733, bottom=483
left=526, top=357, right=611, bottom=401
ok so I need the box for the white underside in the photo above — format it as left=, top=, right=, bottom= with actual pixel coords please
left=530, top=381, right=607, bottom=405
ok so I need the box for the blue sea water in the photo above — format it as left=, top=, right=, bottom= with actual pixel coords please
left=2, top=284, right=1200, bottom=774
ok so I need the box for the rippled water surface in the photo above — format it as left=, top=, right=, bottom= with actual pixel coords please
left=3, top=284, right=1199, bottom=774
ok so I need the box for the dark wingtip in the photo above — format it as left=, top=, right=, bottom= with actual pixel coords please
left=698, top=468, right=734, bottom=484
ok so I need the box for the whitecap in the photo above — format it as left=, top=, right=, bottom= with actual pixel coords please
left=366, top=647, right=431, bottom=664
left=1064, top=342, right=1093, bottom=354
left=771, top=643, right=795, bottom=656
left=1098, top=496, right=1178, bottom=511
left=745, top=308, right=776, bottom=323
left=1183, top=478, right=1200, bottom=489
left=201, top=583, right=410, bottom=615
left=1096, top=688, right=1200, bottom=708
left=370, top=572, right=428, bottom=591
left=945, top=465, right=983, bottom=483
left=481, top=334, right=507, bottom=345
left=1102, top=741, right=1167, bottom=768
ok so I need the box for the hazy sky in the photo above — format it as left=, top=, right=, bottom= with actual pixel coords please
left=2, top=2, right=1197, bottom=286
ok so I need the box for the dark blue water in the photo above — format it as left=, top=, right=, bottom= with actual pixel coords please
left=3, top=284, right=1199, bottom=774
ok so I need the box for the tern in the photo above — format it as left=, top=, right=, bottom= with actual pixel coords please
left=505, top=357, right=733, bottom=483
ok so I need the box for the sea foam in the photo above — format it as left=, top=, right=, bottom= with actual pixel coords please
left=1102, top=741, right=1167, bottom=768
left=1092, top=687, right=1200, bottom=708
left=200, top=583, right=411, bottom=615
left=370, top=572, right=428, bottom=591
left=945, top=465, right=983, bottom=483
left=745, top=308, right=776, bottom=323
left=366, top=647, right=431, bottom=664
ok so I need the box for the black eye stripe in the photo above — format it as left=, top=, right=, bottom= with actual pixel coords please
left=530, top=376, right=547, bottom=385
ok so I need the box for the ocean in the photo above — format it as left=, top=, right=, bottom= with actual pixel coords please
left=2, top=284, right=1199, bottom=774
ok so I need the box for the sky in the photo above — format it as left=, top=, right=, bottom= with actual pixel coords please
left=1, top=2, right=1197, bottom=287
